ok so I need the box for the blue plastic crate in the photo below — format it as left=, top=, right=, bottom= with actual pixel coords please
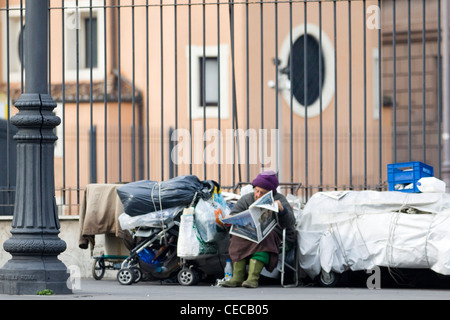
left=387, top=161, right=433, bottom=193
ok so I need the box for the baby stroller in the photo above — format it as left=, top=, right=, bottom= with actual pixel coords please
left=116, top=176, right=229, bottom=286
left=116, top=205, right=184, bottom=285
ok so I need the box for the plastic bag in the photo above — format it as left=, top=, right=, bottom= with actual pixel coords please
left=177, top=209, right=217, bottom=258
left=417, top=177, right=446, bottom=193
left=194, top=188, right=230, bottom=243
left=116, top=175, right=215, bottom=217
left=118, top=206, right=185, bottom=230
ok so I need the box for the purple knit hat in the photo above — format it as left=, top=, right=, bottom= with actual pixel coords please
left=252, top=170, right=279, bottom=195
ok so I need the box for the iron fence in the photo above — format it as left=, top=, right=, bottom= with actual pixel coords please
left=0, top=0, right=444, bottom=214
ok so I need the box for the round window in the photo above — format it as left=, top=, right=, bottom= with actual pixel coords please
left=279, top=24, right=334, bottom=118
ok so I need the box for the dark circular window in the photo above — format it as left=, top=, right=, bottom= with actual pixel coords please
left=285, top=34, right=325, bottom=107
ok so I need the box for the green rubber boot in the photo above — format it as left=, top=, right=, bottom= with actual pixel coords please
left=222, top=260, right=246, bottom=287
left=242, top=259, right=265, bottom=288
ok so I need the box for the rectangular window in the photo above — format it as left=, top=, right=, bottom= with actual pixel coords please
left=187, top=45, right=229, bottom=120
left=85, top=17, right=98, bottom=69
left=64, top=0, right=105, bottom=81
left=199, top=57, right=219, bottom=106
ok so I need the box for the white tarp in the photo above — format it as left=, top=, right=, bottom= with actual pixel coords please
left=297, top=191, right=450, bottom=279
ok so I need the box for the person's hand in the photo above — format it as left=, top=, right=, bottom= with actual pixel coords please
left=275, top=200, right=284, bottom=213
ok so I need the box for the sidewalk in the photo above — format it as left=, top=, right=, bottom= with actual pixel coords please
left=0, top=277, right=300, bottom=300
left=1, top=277, right=450, bottom=301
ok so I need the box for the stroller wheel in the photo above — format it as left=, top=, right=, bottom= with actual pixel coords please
left=177, top=268, right=200, bottom=286
left=117, top=268, right=136, bottom=285
left=132, top=267, right=142, bottom=283
left=92, top=258, right=106, bottom=280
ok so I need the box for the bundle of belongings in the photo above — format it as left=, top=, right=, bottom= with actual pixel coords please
left=297, top=190, right=450, bottom=280
left=117, top=175, right=216, bottom=217
left=117, top=175, right=230, bottom=259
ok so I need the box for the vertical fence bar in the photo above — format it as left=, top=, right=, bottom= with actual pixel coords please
left=289, top=0, right=293, bottom=185
left=61, top=0, right=66, bottom=208
left=174, top=0, right=178, bottom=178
left=48, top=0, right=52, bottom=96
left=20, top=0, right=24, bottom=92
left=245, top=0, right=249, bottom=183
left=260, top=1, right=264, bottom=173
left=146, top=0, right=150, bottom=179
left=437, top=0, right=442, bottom=180
left=334, top=0, right=338, bottom=190
left=319, top=0, right=323, bottom=190
left=117, top=0, right=122, bottom=182
left=229, top=0, right=241, bottom=184
left=5, top=1, right=9, bottom=208
left=422, top=0, right=426, bottom=163
left=275, top=0, right=280, bottom=179
left=188, top=0, right=192, bottom=175
left=348, top=0, right=352, bottom=188
left=393, top=0, right=397, bottom=163
left=104, top=0, right=108, bottom=183
left=202, top=0, right=206, bottom=180
left=218, top=0, right=222, bottom=185
left=378, top=0, right=382, bottom=185
left=160, top=0, right=164, bottom=180
left=89, top=0, right=95, bottom=183
left=5, top=1, right=11, bottom=212
left=304, top=1, right=308, bottom=194
left=407, top=0, right=412, bottom=161
left=131, top=0, right=136, bottom=181
left=89, top=126, right=97, bottom=182
left=363, top=0, right=367, bottom=188
left=76, top=0, right=80, bottom=202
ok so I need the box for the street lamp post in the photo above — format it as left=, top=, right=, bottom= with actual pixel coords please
left=0, top=0, right=71, bottom=294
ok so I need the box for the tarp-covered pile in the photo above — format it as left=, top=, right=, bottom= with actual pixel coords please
left=117, top=175, right=216, bottom=230
left=297, top=191, right=450, bottom=279
left=117, top=175, right=215, bottom=217
left=117, top=175, right=232, bottom=258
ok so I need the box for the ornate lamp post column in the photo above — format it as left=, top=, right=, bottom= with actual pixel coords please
left=0, top=0, right=71, bottom=294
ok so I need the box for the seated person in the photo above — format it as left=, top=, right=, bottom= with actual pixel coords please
left=222, top=170, right=296, bottom=288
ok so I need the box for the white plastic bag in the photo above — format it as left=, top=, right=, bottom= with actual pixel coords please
left=417, top=177, right=446, bottom=193
left=194, top=193, right=230, bottom=243
left=177, top=210, right=217, bottom=258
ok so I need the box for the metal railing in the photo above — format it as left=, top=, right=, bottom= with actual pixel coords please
left=0, top=0, right=444, bottom=214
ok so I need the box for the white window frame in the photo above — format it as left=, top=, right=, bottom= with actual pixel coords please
left=187, top=44, right=229, bottom=120
left=279, top=24, right=335, bottom=118
left=64, top=0, right=105, bottom=82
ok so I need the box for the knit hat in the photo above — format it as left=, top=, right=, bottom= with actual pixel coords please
left=252, top=170, right=279, bottom=195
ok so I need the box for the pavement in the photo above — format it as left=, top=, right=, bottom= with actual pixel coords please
left=1, top=276, right=450, bottom=301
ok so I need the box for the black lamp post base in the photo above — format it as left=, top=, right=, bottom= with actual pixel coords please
left=0, top=256, right=71, bottom=295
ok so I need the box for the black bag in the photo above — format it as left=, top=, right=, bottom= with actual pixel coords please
left=117, top=175, right=216, bottom=217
